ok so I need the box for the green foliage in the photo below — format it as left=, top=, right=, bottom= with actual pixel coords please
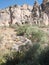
left=0, top=56, right=6, bottom=65
left=26, top=26, right=48, bottom=43
left=0, top=43, right=49, bottom=65
left=0, top=24, right=49, bottom=65
left=39, top=47, right=49, bottom=65
left=16, top=24, right=29, bottom=36
left=16, top=25, right=48, bottom=43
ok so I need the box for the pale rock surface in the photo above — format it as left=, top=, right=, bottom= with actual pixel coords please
left=0, top=0, right=49, bottom=26
left=41, top=12, right=49, bottom=25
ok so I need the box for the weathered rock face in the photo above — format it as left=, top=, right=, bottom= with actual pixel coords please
left=41, top=12, right=49, bottom=25
left=31, top=0, right=49, bottom=26
left=0, top=4, right=32, bottom=26
left=0, top=8, right=10, bottom=26
left=41, top=0, right=49, bottom=18
left=0, top=0, right=49, bottom=26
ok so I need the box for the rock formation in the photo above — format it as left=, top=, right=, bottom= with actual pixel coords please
left=30, top=0, right=49, bottom=26
left=0, top=0, right=49, bottom=26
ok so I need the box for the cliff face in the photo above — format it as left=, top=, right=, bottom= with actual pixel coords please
left=0, top=5, right=32, bottom=26
left=41, top=0, right=49, bottom=18
left=0, top=0, right=49, bottom=26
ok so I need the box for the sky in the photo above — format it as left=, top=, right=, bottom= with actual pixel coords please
left=0, top=0, right=43, bottom=9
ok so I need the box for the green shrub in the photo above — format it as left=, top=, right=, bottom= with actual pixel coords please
left=0, top=56, right=6, bottom=65
left=26, top=26, right=48, bottom=43
left=16, top=24, right=29, bottom=36
left=39, top=47, right=49, bottom=65
left=0, top=43, right=49, bottom=65
left=16, top=24, right=48, bottom=43
left=0, top=24, right=49, bottom=65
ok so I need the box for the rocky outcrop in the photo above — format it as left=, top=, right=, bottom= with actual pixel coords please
left=0, top=8, right=10, bottom=26
left=0, top=27, right=32, bottom=51
left=0, top=0, right=49, bottom=26
left=0, top=4, right=32, bottom=26
left=31, top=0, right=49, bottom=26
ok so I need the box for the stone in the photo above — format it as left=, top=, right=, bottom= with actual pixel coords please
left=12, top=36, right=32, bottom=51
left=32, top=0, right=40, bottom=17
left=41, top=12, right=49, bottom=25
left=0, top=0, right=49, bottom=26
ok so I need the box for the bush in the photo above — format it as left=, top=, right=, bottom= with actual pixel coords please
left=26, top=26, right=48, bottom=43
left=0, top=56, right=6, bottom=65
left=16, top=25, right=48, bottom=43
left=39, top=47, right=49, bottom=65
left=16, top=24, right=29, bottom=36
left=0, top=42, right=49, bottom=65
left=0, top=24, right=49, bottom=65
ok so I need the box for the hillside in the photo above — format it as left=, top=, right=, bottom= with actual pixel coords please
left=0, top=0, right=49, bottom=65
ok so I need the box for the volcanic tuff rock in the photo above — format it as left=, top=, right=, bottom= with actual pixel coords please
left=0, top=0, right=49, bottom=26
